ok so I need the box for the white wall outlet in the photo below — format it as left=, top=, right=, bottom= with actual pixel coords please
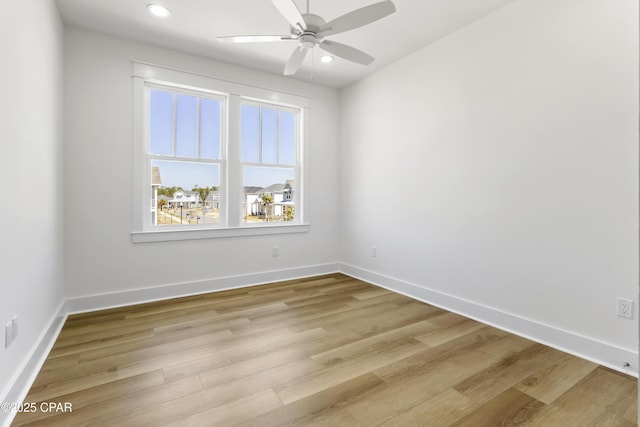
left=5, top=320, right=13, bottom=349
left=371, top=246, right=377, bottom=257
left=617, top=298, right=633, bottom=319
left=272, top=246, right=279, bottom=257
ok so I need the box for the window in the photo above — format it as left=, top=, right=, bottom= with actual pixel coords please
left=132, top=63, right=309, bottom=242
left=241, top=102, right=298, bottom=224
left=148, top=86, right=224, bottom=227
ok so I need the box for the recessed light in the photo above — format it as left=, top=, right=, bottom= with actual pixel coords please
left=320, top=55, right=334, bottom=63
left=147, top=4, right=171, bottom=18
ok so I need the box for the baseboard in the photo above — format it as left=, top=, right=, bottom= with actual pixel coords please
left=65, top=263, right=340, bottom=314
left=0, top=303, right=67, bottom=427
left=339, top=263, right=639, bottom=378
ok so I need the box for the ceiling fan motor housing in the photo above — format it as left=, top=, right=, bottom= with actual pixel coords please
left=299, top=34, right=317, bottom=48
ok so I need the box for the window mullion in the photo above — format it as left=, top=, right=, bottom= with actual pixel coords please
left=196, top=97, right=201, bottom=159
left=276, top=111, right=280, bottom=165
left=258, top=107, right=263, bottom=164
left=172, top=93, right=178, bottom=156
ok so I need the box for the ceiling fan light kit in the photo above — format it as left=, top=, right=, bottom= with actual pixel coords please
left=218, top=0, right=396, bottom=76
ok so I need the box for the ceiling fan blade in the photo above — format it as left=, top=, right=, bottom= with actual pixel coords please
left=217, top=35, right=296, bottom=43
left=318, top=0, right=396, bottom=37
left=319, top=40, right=374, bottom=65
left=284, top=46, right=308, bottom=75
left=271, top=0, right=307, bottom=32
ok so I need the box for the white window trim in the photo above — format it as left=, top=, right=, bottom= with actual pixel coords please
left=131, top=62, right=310, bottom=243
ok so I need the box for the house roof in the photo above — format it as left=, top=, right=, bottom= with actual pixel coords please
left=260, top=183, right=285, bottom=193
left=172, top=190, right=200, bottom=200
left=260, top=182, right=292, bottom=193
left=285, top=179, right=295, bottom=190
left=243, top=186, right=263, bottom=194
left=204, top=191, right=219, bottom=201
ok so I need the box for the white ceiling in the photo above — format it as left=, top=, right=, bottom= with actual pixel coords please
left=55, top=0, right=517, bottom=88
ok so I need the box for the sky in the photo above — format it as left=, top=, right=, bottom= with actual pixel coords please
left=149, top=89, right=296, bottom=189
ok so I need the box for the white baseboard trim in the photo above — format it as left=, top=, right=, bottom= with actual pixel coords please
left=0, top=303, right=68, bottom=427
left=339, top=263, right=638, bottom=378
left=65, top=263, right=340, bottom=315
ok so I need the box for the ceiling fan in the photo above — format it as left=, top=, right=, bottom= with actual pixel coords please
left=218, top=0, right=396, bottom=75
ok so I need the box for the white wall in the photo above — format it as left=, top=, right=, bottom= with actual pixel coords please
left=0, top=0, right=65, bottom=406
left=340, top=0, right=638, bottom=364
left=63, top=28, right=340, bottom=300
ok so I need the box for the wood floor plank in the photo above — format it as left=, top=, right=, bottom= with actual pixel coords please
left=14, top=375, right=203, bottom=427
left=416, top=317, right=486, bottom=347
left=47, top=329, right=156, bottom=359
left=373, top=326, right=505, bottom=385
left=164, top=389, right=283, bottom=427
left=161, top=327, right=328, bottom=383
left=326, top=301, right=441, bottom=337
left=347, top=335, right=504, bottom=424
left=31, top=329, right=233, bottom=388
left=453, top=343, right=571, bottom=404
left=11, top=370, right=165, bottom=426
left=274, top=338, right=429, bottom=404
left=199, top=356, right=325, bottom=401
left=524, top=367, right=638, bottom=427
left=346, top=370, right=451, bottom=424
left=514, top=353, right=598, bottom=404
left=310, top=320, right=434, bottom=366
left=12, top=274, right=637, bottom=427
left=451, top=387, right=545, bottom=426
left=371, top=388, right=474, bottom=427
left=234, top=373, right=385, bottom=427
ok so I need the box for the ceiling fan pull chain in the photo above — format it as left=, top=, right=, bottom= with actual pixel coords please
left=311, top=48, right=315, bottom=80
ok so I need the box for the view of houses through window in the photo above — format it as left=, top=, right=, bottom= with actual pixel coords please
left=147, top=85, right=299, bottom=227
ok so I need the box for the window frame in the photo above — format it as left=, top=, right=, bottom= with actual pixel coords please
left=131, top=62, right=310, bottom=243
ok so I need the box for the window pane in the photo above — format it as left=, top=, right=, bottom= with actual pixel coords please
left=261, top=108, right=277, bottom=164
left=243, top=166, right=295, bottom=223
left=176, top=94, right=198, bottom=158
left=200, top=98, right=221, bottom=159
left=151, top=159, right=221, bottom=225
left=149, top=90, right=174, bottom=155
left=241, top=105, right=260, bottom=163
left=279, top=111, right=296, bottom=165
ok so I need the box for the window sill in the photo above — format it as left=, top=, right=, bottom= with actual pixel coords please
left=131, top=223, right=310, bottom=243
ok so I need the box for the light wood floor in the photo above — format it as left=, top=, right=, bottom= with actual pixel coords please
left=13, top=274, right=638, bottom=426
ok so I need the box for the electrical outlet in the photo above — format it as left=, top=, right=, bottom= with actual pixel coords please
left=617, top=298, right=633, bottom=319
left=371, top=246, right=377, bottom=258
left=272, top=246, right=279, bottom=257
